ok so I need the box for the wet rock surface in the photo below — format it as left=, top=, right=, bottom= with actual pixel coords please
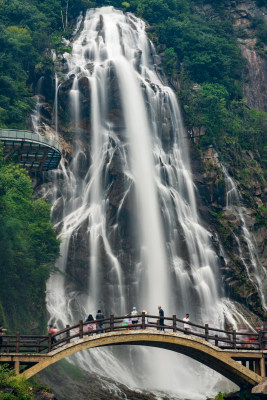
left=231, top=1, right=267, bottom=111
left=189, top=143, right=266, bottom=317
left=33, top=0, right=266, bottom=321
left=38, top=361, right=170, bottom=400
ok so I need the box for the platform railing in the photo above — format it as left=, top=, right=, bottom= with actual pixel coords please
left=0, top=129, right=61, bottom=153
left=0, top=314, right=265, bottom=354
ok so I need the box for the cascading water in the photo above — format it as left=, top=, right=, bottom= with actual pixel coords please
left=46, top=7, right=242, bottom=398
left=222, top=165, right=267, bottom=310
left=31, top=77, right=44, bottom=134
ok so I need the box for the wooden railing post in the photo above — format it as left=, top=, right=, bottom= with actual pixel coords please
left=205, top=324, right=209, bottom=341
left=16, top=332, right=20, bottom=353
left=79, top=320, right=83, bottom=339
left=6, top=336, right=10, bottom=354
left=14, top=361, right=20, bottom=375
left=233, top=330, right=237, bottom=349
left=36, top=337, right=40, bottom=353
left=260, top=356, right=266, bottom=378
left=142, top=312, right=146, bottom=329
left=66, top=325, right=70, bottom=343
left=255, top=360, right=260, bottom=375
left=110, top=315, right=114, bottom=332
left=215, top=334, right=218, bottom=347
left=173, top=315, right=177, bottom=333
left=48, top=333, right=52, bottom=352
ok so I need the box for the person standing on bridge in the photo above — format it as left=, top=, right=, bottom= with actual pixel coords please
left=48, top=324, right=58, bottom=345
left=158, top=306, right=164, bottom=331
left=183, top=313, right=191, bottom=334
left=86, top=314, right=96, bottom=335
left=96, top=310, right=105, bottom=333
left=131, top=307, right=138, bottom=328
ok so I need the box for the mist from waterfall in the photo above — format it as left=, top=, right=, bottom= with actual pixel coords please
left=46, top=7, right=240, bottom=398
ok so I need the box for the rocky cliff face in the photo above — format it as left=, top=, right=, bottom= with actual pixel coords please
left=189, top=143, right=266, bottom=317
left=33, top=1, right=267, bottom=322
left=184, top=0, right=267, bottom=317
left=239, top=39, right=267, bottom=111
left=232, top=2, right=267, bottom=111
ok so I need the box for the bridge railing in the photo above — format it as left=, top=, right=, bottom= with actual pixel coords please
left=1, top=334, right=49, bottom=354
left=0, top=314, right=264, bottom=354
left=48, top=314, right=263, bottom=352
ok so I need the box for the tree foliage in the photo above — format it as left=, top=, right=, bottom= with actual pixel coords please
left=0, top=365, right=33, bottom=400
left=0, top=0, right=94, bottom=128
left=0, top=145, right=60, bottom=332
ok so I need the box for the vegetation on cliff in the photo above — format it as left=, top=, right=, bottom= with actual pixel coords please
left=1, top=0, right=265, bottom=173
left=0, top=0, right=266, bottom=323
left=0, top=0, right=94, bottom=128
left=0, top=0, right=265, bottom=165
left=0, top=364, right=53, bottom=400
left=0, top=365, right=34, bottom=399
left=0, top=144, right=60, bottom=332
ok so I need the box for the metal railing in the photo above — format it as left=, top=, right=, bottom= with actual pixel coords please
left=0, top=314, right=265, bottom=354
left=0, top=129, right=61, bottom=153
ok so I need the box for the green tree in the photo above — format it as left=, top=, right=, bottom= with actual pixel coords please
left=0, top=364, right=33, bottom=400
left=0, top=145, right=60, bottom=332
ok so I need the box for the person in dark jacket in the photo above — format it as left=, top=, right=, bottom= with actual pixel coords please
left=85, top=314, right=96, bottom=335
left=96, top=310, right=105, bottom=333
left=158, top=306, right=164, bottom=331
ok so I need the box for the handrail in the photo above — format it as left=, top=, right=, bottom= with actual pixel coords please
left=0, top=128, right=61, bottom=153
left=0, top=314, right=265, bottom=354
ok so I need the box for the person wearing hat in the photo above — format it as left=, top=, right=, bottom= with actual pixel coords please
left=131, top=307, right=138, bottom=328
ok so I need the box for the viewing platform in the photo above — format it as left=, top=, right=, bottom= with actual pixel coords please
left=0, top=129, right=61, bottom=172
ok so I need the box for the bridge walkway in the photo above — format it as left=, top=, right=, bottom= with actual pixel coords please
left=0, top=314, right=266, bottom=389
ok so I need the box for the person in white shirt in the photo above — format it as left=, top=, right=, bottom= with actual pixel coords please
left=183, top=313, right=191, bottom=334
left=131, top=307, right=138, bottom=326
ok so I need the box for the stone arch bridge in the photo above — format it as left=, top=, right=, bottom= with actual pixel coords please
left=0, top=314, right=266, bottom=391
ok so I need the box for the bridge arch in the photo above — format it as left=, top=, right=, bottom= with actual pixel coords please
left=22, top=330, right=262, bottom=388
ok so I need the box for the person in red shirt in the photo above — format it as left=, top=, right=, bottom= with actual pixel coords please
left=48, top=324, right=58, bottom=345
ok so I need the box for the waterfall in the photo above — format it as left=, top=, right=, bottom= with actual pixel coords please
left=47, top=7, right=240, bottom=398
left=54, top=74, right=59, bottom=135
left=31, top=76, right=44, bottom=134
left=222, top=165, right=267, bottom=310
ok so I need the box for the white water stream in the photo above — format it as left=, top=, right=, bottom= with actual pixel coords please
left=43, top=8, right=253, bottom=398
left=222, top=165, right=267, bottom=310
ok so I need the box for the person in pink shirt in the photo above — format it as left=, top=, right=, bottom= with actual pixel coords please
left=48, top=324, right=58, bottom=344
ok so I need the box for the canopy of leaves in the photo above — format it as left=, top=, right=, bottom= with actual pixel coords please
left=0, top=0, right=94, bottom=128
left=0, top=145, right=60, bottom=332
left=0, top=365, right=33, bottom=400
